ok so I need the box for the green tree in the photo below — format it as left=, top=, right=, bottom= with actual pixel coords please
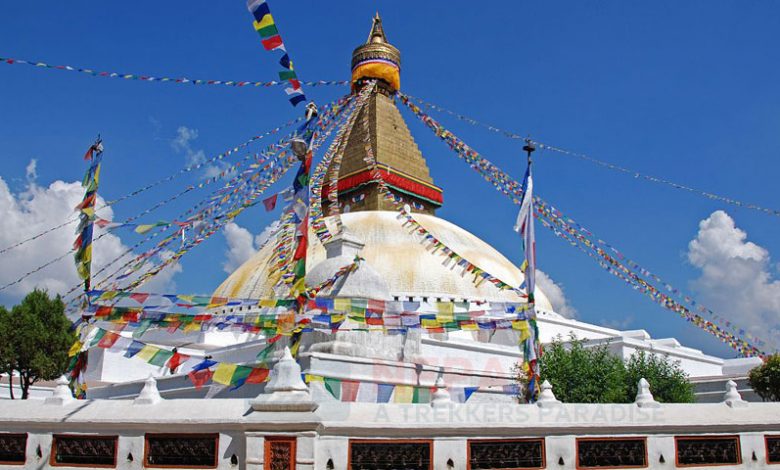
left=516, top=335, right=694, bottom=403
left=522, top=336, right=627, bottom=403
left=0, top=305, right=16, bottom=399
left=0, top=289, right=75, bottom=399
left=625, top=350, right=695, bottom=403
left=748, top=354, right=780, bottom=402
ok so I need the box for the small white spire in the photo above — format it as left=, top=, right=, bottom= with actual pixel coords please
left=635, top=378, right=660, bottom=408
left=723, top=380, right=748, bottom=408
left=134, top=375, right=162, bottom=405
left=44, top=376, right=75, bottom=405
left=431, top=376, right=453, bottom=408
left=251, top=346, right=318, bottom=412
left=536, top=380, right=561, bottom=408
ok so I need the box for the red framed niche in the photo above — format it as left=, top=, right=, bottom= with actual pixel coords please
left=143, top=433, right=219, bottom=469
left=0, top=433, right=28, bottom=465
left=347, top=439, right=433, bottom=470
left=575, top=437, right=648, bottom=469
left=50, top=434, right=118, bottom=468
left=674, top=435, right=742, bottom=467
left=264, top=437, right=297, bottom=470
left=767, top=435, right=780, bottom=464
left=467, top=438, right=546, bottom=470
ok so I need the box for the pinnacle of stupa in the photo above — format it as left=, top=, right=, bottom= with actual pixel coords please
left=324, top=14, right=443, bottom=215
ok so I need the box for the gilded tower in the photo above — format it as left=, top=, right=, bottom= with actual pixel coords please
left=325, top=14, right=443, bottom=215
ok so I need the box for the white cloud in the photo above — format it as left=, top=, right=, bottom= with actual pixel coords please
left=222, top=222, right=259, bottom=274
left=0, top=175, right=181, bottom=305
left=687, top=210, right=780, bottom=349
left=171, top=126, right=227, bottom=178
left=536, top=269, right=577, bottom=318
left=25, top=159, right=37, bottom=183
left=221, top=220, right=280, bottom=274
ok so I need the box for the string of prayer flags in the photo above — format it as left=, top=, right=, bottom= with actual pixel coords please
left=403, top=93, right=780, bottom=220
left=0, top=56, right=348, bottom=91
left=400, top=92, right=769, bottom=357
left=69, top=326, right=271, bottom=391
left=305, top=374, right=494, bottom=404
left=247, top=0, right=307, bottom=106
left=74, top=137, right=104, bottom=293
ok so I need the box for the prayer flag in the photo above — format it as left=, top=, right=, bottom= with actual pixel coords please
left=124, top=340, right=144, bottom=358
left=188, top=369, right=213, bottom=389
left=324, top=377, right=341, bottom=400
left=393, top=385, right=414, bottom=403
left=212, top=362, right=238, bottom=385
left=261, top=35, right=284, bottom=51
left=149, top=349, right=173, bottom=367
left=377, top=383, right=395, bottom=403
left=356, top=382, right=378, bottom=403
left=246, top=367, right=270, bottom=384
left=97, top=331, right=120, bottom=349
left=262, top=194, right=278, bottom=211
left=135, top=345, right=159, bottom=362
left=413, top=387, right=431, bottom=404
left=191, top=358, right=217, bottom=372
left=341, top=380, right=360, bottom=402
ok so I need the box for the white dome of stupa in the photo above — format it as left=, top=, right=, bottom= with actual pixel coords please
left=214, top=211, right=553, bottom=311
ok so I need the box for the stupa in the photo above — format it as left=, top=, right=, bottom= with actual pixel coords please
left=77, top=14, right=758, bottom=402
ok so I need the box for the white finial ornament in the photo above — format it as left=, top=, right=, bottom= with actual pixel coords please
left=134, top=375, right=163, bottom=405
left=45, top=376, right=75, bottom=405
left=536, top=380, right=561, bottom=408
left=635, top=378, right=660, bottom=408
left=431, top=376, right=453, bottom=408
left=723, top=380, right=748, bottom=408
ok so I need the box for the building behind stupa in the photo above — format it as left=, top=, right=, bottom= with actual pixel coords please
left=1, top=14, right=778, bottom=470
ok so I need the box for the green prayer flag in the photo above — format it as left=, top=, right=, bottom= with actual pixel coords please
left=278, top=70, right=297, bottom=81
left=148, top=349, right=173, bottom=367
left=231, top=365, right=253, bottom=384
left=413, top=387, right=431, bottom=404
left=258, top=24, right=279, bottom=38
left=89, top=329, right=106, bottom=347
left=324, top=377, right=341, bottom=400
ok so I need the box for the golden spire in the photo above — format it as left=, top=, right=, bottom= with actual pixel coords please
left=351, top=13, right=401, bottom=93
left=367, top=12, right=387, bottom=43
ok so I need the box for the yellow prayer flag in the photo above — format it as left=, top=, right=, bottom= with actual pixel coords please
left=393, top=385, right=414, bottom=403
left=135, top=345, right=159, bottom=362
left=212, top=362, right=238, bottom=385
left=68, top=340, right=83, bottom=357
left=259, top=299, right=276, bottom=308
left=334, top=298, right=351, bottom=312
left=460, top=322, right=478, bottom=331
left=305, top=374, right=324, bottom=383
left=254, top=14, right=274, bottom=30
left=184, top=322, right=201, bottom=333
left=421, top=318, right=441, bottom=329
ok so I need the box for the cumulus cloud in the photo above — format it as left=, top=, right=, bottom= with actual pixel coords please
left=221, top=220, right=280, bottom=274
left=0, top=168, right=181, bottom=305
left=536, top=269, right=577, bottom=318
left=687, top=210, right=780, bottom=349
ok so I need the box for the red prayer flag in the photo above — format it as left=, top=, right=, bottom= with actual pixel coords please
left=262, top=194, right=278, bottom=212
left=188, top=369, right=214, bottom=389
left=168, top=352, right=190, bottom=373
left=341, top=380, right=360, bottom=402
left=129, top=293, right=150, bottom=304
left=97, top=331, right=120, bottom=348
left=261, top=35, right=284, bottom=51
left=245, top=368, right=269, bottom=384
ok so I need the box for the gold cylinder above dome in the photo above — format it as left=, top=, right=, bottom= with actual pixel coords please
left=351, top=13, right=401, bottom=92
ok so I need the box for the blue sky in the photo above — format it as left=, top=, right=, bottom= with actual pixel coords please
left=1, top=1, right=779, bottom=358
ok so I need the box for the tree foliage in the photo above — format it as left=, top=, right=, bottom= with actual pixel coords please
left=0, top=289, right=75, bottom=399
left=517, top=336, right=694, bottom=403
left=748, top=354, right=780, bottom=402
